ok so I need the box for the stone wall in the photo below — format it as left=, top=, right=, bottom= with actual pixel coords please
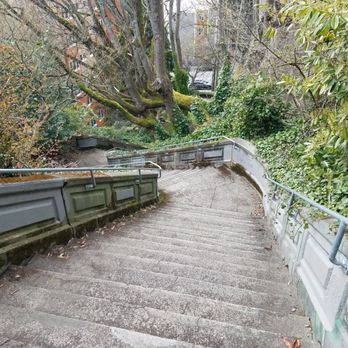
left=0, top=173, right=158, bottom=272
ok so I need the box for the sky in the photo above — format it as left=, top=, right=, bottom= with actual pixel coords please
left=181, top=0, right=208, bottom=11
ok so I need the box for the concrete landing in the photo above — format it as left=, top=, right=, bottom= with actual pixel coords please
left=0, top=167, right=316, bottom=347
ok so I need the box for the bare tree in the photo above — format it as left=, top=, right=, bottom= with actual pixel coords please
left=0, top=0, right=196, bottom=132
left=174, top=0, right=183, bottom=67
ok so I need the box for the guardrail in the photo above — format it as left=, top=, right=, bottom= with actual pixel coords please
left=107, top=135, right=347, bottom=272
left=106, top=136, right=230, bottom=158
left=0, top=161, right=162, bottom=189
left=265, top=174, right=348, bottom=272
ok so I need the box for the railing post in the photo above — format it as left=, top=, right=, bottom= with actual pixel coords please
left=138, top=168, right=142, bottom=184
left=287, top=192, right=295, bottom=210
left=272, top=185, right=278, bottom=200
left=329, top=221, right=347, bottom=269
left=90, top=170, right=96, bottom=188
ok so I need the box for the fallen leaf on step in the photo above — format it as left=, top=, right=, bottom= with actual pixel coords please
left=264, top=245, right=272, bottom=251
left=281, top=337, right=301, bottom=348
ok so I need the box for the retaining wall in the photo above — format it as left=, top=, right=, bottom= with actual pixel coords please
left=0, top=173, right=158, bottom=271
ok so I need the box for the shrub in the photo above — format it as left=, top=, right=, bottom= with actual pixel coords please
left=210, top=61, right=231, bottom=116
left=256, top=119, right=348, bottom=216
left=173, top=104, right=190, bottom=136
left=174, top=67, right=190, bottom=95
left=225, top=76, right=288, bottom=138
left=190, top=99, right=209, bottom=124
left=88, top=124, right=153, bottom=144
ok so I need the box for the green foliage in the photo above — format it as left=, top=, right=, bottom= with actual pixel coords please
left=173, top=66, right=190, bottom=95
left=43, top=106, right=89, bottom=144
left=210, top=61, right=232, bottom=115
left=173, top=104, right=190, bottom=136
left=190, top=114, right=234, bottom=139
left=88, top=124, right=153, bottom=144
left=225, top=76, right=288, bottom=138
left=190, top=99, right=209, bottom=124
left=282, top=0, right=348, bottom=101
left=154, top=123, right=170, bottom=141
left=256, top=120, right=348, bottom=216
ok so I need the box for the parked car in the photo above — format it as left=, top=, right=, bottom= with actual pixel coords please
left=189, top=80, right=212, bottom=90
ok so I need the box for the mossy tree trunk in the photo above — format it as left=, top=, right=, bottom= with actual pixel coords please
left=0, top=0, right=198, bottom=132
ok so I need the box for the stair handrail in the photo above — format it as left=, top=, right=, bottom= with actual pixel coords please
left=222, top=135, right=347, bottom=271
left=107, top=136, right=234, bottom=158
left=0, top=161, right=162, bottom=188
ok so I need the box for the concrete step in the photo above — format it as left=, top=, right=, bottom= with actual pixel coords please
left=29, top=252, right=297, bottom=313
left=159, top=170, right=202, bottom=186
left=9, top=267, right=307, bottom=337
left=133, top=217, right=268, bottom=240
left=159, top=169, right=198, bottom=182
left=0, top=303, right=203, bottom=348
left=133, top=217, right=266, bottom=241
left=135, top=215, right=260, bottom=232
left=91, top=234, right=282, bottom=273
left=0, top=337, right=37, bottom=348
left=99, top=227, right=275, bottom=262
left=163, top=203, right=260, bottom=219
left=154, top=207, right=261, bottom=224
left=109, top=226, right=275, bottom=260
left=0, top=284, right=293, bottom=348
left=122, top=222, right=273, bottom=248
left=119, top=222, right=270, bottom=247
left=89, top=237, right=287, bottom=284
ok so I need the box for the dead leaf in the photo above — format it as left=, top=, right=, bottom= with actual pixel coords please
left=57, top=253, right=69, bottom=260
left=282, top=337, right=301, bottom=348
left=264, top=245, right=272, bottom=251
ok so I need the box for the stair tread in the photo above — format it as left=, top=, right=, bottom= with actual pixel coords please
left=5, top=267, right=308, bottom=336
left=27, top=252, right=299, bottom=313
left=0, top=303, right=204, bottom=348
left=0, top=285, right=297, bottom=348
left=132, top=218, right=268, bottom=239
left=115, top=222, right=271, bottom=247
left=95, top=232, right=274, bottom=263
left=87, top=238, right=289, bottom=283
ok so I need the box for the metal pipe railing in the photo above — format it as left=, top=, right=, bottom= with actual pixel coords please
left=265, top=174, right=348, bottom=272
left=0, top=161, right=162, bottom=188
left=107, top=136, right=230, bottom=158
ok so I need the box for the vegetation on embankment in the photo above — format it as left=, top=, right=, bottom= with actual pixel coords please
left=146, top=70, right=347, bottom=216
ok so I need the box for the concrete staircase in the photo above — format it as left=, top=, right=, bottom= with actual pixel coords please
left=0, top=167, right=316, bottom=347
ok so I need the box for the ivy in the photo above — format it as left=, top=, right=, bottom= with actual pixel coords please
left=256, top=120, right=348, bottom=216
left=173, top=66, right=190, bottom=95
left=225, top=76, right=288, bottom=138
left=209, top=61, right=232, bottom=116
left=190, top=99, right=209, bottom=124
left=173, top=104, right=190, bottom=136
